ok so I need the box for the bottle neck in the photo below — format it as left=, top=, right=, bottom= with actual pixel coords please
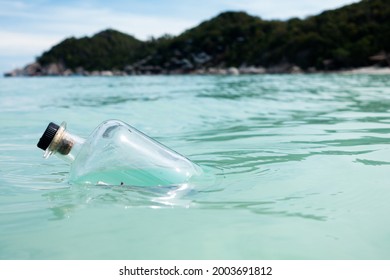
left=44, top=127, right=85, bottom=163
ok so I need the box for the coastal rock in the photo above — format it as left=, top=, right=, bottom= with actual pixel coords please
left=4, top=68, right=24, bottom=77
left=369, top=51, right=390, bottom=66
left=341, top=66, right=390, bottom=75
left=43, top=62, right=65, bottom=76
left=290, top=65, right=303, bottom=74
left=63, top=69, right=74, bottom=76
left=124, top=65, right=136, bottom=75
left=90, top=71, right=101, bottom=76
left=101, top=71, right=113, bottom=76
left=75, top=67, right=87, bottom=76
left=192, top=68, right=207, bottom=75
left=267, top=63, right=302, bottom=74
left=4, top=62, right=43, bottom=76
left=207, top=68, right=227, bottom=75
left=24, top=62, right=42, bottom=76
left=112, top=70, right=127, bottom=76
left=227, top=67, right=239, bottom=75
left=239, top=66, right=266, bottom=74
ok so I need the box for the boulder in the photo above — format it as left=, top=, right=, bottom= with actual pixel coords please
left=23, top=62, right=42, bottom=76
left=63, top=69, right=74, bottom=76
left=43, top=62, right=65, bottom=75
left=239, top=66, right=266, bottom=74
left=227, top=67, right=239, bottom=75
left=101, top=71, right=113, bottom=76
left=3, top=68, right=24, bottom=77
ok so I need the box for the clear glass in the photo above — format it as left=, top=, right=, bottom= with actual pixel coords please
left=43, top=122, right=85, bottom=163
left=44, top=120, right=202, bottom=186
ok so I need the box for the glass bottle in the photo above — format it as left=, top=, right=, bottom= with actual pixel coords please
left=37, top=120, right=202, bottom=186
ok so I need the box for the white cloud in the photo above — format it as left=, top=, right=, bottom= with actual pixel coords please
left=0, top=31, right=62, bottom=55
left=222, top=0, right=360, bottom=19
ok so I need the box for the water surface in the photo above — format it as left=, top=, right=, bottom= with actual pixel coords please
left=1, top=74, right=390, bottom=259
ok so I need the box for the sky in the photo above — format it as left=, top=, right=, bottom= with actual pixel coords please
left=1, top=0, right=360, bottom=74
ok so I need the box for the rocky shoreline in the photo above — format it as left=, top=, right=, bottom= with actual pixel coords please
left=2, top=61, right=297, bottom=77
left=4, top=61, right=390, bottom=77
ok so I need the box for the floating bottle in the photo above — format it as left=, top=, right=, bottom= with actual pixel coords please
left=37, top=120, right=202, bottom=186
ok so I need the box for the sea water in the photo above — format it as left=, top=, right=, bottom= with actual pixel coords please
left=1, top=74, right=390, bottom=259
left=70, top=168, right=198, bottom=187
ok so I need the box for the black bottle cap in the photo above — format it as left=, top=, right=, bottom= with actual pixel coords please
left=37, top=122, right=60, bottom=150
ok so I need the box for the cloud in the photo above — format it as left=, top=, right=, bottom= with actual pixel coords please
left=222, top=0, right=360, bottom=19
left=0, top=31, right=62, bottom=55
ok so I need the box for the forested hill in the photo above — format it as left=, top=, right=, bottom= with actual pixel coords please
left=6, top=0, right=390, bottom=76
left=38, top=29, right=144, bottom=71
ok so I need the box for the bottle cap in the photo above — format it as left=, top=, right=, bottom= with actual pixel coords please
left=37, top=122, right=60, bottom=150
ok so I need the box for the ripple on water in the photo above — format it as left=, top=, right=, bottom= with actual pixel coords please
left=1, top=75, right=390, bottom=259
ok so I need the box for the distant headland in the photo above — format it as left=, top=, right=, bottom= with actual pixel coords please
left=4, top=0, right=390, bottom=77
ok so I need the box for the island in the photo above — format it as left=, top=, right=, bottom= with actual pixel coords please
left=4, top=0, right=390, bottom=76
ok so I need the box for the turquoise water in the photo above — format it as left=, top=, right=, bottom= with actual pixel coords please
left=1, top=74, right=390, bottom=259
